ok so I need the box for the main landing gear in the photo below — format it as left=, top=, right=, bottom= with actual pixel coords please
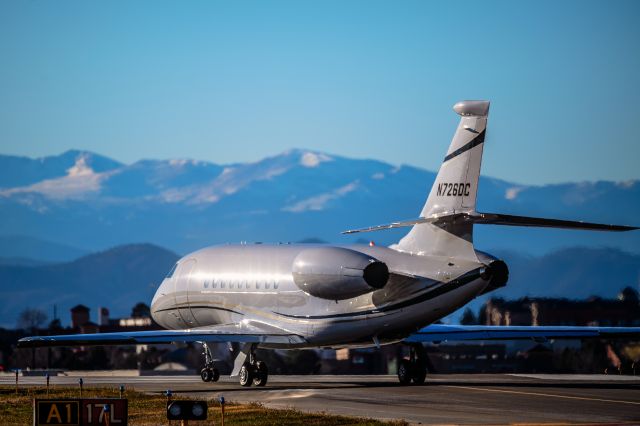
left=199, top=342, right=269, bottom=387
left=200, top=342, right=220, bottom=383
left=397, top=344, right=427, bottom=385
left=238, top=344, right=268, bottom=387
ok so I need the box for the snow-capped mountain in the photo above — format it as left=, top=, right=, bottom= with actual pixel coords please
left=0, top=150, right=638, bottom=255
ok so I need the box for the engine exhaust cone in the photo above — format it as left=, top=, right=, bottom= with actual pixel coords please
left=363, top=261, right=389, bottom=289
left=487, top=260, right=509, bottom=289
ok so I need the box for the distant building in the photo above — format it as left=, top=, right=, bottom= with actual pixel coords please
left=70, top=304, right=90, bottom=329
left=319, top=346, right=395, bottom=374
left=98, top=307, right=110, bottom=326
left=79, top=321, right=99, bottom=335
left=97, top=306, right=154, bottom=329
left=480, top=288, right=640, bottom=327
left=70, top=304, right=160, bottom=335
left=131, top=302, right=151, bottom=318
left=425, top=343, right=517, bottom=373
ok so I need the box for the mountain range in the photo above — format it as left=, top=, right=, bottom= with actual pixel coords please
left=0, top=244, right=179, bottom=328
left=0, top=149, right=637, bottom=328
left=0, top=149, right=638, bottom=257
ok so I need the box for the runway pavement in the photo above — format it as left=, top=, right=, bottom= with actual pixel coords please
left=3, top=374, right=640, bottom=425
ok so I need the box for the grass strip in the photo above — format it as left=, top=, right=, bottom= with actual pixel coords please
left=0, top=386, right=408, bottom=425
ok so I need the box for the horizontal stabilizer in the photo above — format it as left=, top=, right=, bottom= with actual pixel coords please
left=342, top=212, right=637, bottom=234
left=470, top=212, right=638, bottom=231
left=405, top=324, right=640, bottom=343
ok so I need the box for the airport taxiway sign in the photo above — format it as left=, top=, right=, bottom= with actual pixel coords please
left=33, top=398, right=127, bottom=425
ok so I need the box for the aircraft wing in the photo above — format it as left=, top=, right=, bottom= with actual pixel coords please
left=17, top=322, right=306, bottom=348
left=405, top=324, right=640, bottom=343
left=342, top=217, right=435, bottom=234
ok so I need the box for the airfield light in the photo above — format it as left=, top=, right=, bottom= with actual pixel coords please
left=166, top=400, right=208, bottom=421
left=119, top=384, right=125, bottom=399
left=78, top=378, right=83, bottom=397
left=168, top=403, right=182, bottom=417
left=102, top=403, right=111, bottom=426
left=219, top=395, right=226, bottom=426
left=191, top=402, right=205, bottom=417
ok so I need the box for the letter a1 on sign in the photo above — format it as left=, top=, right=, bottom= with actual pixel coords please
left=35, top=400, right=80, bottom=425
left=34, top=398, right=128, bottom=425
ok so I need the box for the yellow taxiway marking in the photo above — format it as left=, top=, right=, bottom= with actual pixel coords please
left=444, top=385, right=640, bottom=406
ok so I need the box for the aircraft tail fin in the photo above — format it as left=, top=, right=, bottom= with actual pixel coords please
left=394, top=100, right=490, bottom=260
left=341, top=100, right=637, bottom=260
left=420, top=100, right=489, bottom=218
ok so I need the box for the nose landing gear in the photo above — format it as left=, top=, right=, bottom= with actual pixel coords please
left=397, top=344, right=427, bottom=385
left=200, top=342, right=220, bottom=383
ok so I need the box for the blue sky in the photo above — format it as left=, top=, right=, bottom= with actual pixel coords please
left=0, top=0, right=638, bottom=185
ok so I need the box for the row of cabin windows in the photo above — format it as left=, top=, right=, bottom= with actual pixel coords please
left=203, top=280, right=279, bottom=290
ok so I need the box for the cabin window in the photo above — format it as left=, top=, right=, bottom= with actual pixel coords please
left=246, top=281, right=250, bottom=289
left=256, top=282, right=261, bottom=289
left=274, top=282, right=279, bottom=289
left=221, top=281, right=225, bottom=289
left=165, top=263, right=178, bottom=279
left=212, top=280, right=217, bottom=289
left=204, top=280, right=209, bottom=288
left=265, top=282, right=270, bottom=289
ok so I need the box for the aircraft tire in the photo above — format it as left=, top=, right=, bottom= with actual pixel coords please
left=253, top=361, right=268, bottom=387
left=239, top=363, right=254, bottom=387
left=397, top=360, right=412, bottom=385
left=212, top=367, right=220, bottom=382
left=200, top=368, right=213, bottom=382
left=411, top=362, right=427, bottom=385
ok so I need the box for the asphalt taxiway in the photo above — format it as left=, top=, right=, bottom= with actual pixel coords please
left=3, top=374, right=640, bottom=425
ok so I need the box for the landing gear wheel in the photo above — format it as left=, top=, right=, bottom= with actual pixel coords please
left=239, top=363, right=254, bottom=387
left=253, top=361, right=268, bottom=387
left=411, top=362, right=427, bottom=385
left=201, top=368, right=213, bottom=382
left=200, top=342, right=220, bottom=383
left=397, top=360, right=412, bottom=385
left=397, top=343, right=429, bottom=385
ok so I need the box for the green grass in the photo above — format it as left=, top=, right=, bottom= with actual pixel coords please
left=0, top=386, right=408, bottom=425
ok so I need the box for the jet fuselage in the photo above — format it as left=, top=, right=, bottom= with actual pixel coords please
left=151, top=244, right=498, bottom=349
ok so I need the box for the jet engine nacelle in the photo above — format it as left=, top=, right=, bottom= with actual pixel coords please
left=478, top=259, right=509, bottom=296
left=292, top=247, right=389, bottom=300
